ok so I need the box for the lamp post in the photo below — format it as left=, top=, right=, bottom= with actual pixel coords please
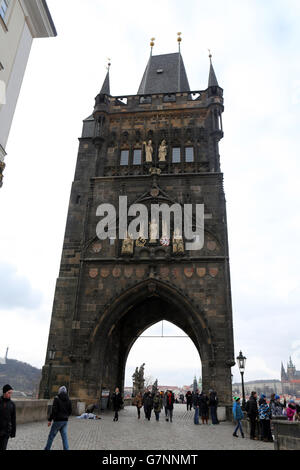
left=44, top=345, right=56, bottom=399
left=236, top=351, right=247, bottom=410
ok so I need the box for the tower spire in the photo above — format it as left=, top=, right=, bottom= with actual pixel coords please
left=177, top=32, right=182, bottom=92
left=150, top=37, right=155, bottom=56
left=208, top=50, right=219, bottom=88
left=177, top=32, right=182, bottom=53
left=100, top=59, right=111, bottom=95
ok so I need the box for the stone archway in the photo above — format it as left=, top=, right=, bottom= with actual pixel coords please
left=80, top=279, right=218, bottom=402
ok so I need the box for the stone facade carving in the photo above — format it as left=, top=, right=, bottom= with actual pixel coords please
left=144, top=140, right=153, bottom=163
left=132, top=363, right=146, bottom=396
left=121, top=237, right=134, bottom=255
left=158, top=140, right=168, bottom=162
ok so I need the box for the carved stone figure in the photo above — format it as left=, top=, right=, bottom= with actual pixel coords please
left=144, top=140, right=153, bottom=163
left=173, top=229, right=185, bottom=254
left=121, top=237, right=134, bottom=255
left=149, top=167, right=161, bottom=176
left=132, top=363, right=146, bottom=396
left=158, top=139, right=168, bottom=162
left=149, top=219, right=158, bottom=244
left=132, top=367, right=140, bottom=396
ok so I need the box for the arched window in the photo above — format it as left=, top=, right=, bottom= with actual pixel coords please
left=172, top=147, right=181, bottom=163
left=185, top=147, right=194, bottom=163
left=120, top=150, right=129, bottom=166
left=133, top=149, right=142, bottom=166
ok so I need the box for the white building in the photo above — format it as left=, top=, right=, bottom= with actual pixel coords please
left=0, top=0, right=56, bottom=186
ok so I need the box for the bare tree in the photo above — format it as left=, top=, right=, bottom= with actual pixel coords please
left=144, top=375, right=154, bottom=391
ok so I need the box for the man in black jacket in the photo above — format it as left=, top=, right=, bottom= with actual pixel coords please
left=142, top=391, right=153, bottom=421
left=208, top=390, right=219, bottom=424
left=112, top=388, right=123, bottom=422
left=0, top=384, right=16, bottom=450
left=246, top=391, right=259, bottom=440
left=44, top=386, right=72, bottom=450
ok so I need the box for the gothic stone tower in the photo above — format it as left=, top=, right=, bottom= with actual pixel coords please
left=39, top=47, right=235, bottom=407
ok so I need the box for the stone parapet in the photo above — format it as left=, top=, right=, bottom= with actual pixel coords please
left=14, top=399, right=49, bottom=424
left=273, top=419, right=300, bottom=450
left=14, top=398, right=87, bottom=424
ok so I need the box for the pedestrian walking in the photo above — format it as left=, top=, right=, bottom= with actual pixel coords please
left=232, top=397, right=245, bottom=438
left=185, top=391, right=193, bottom=411
left=208, top=389, right=219, bottom=425
left=246, top=391, right=259, bottom=440
left=112, top=387, right=123, bottom=422
left=163, top=391, right=168, bottom=419
left=199, top=392, right=209, bottom=425
left=165, top=390, right=175, bottom=423
left=132, top=392, right=143, bottom=419
left=143, top=391, right=153, bottom=421
left=286, top=400, right=297, bottom=421
left=44, top=386, right=72, bottom=451
left=193, top=389, right=200, bottom=425
left=0, top=384, right=16, bottom=451
left=153, top=391, right=163, bottom=421
left=258, top=395, right=273, bottom=443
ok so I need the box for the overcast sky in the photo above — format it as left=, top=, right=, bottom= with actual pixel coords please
left=0, top=0, right=300, bottom=390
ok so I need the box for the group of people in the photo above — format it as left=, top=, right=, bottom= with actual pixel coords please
left=130, top=388, right=220, bottom=425
left=232, top=391, right=300, bottom=442
left=132, top=390, right=175, bottom=422
left=189, top=390, right=220, bottom=425
left=2, top=381, right=300, bottom=451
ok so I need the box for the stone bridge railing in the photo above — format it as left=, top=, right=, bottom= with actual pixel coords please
left=14, top=399, right=86, bottom=424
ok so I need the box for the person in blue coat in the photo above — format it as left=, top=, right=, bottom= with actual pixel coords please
left=232, top=397, right=245, bottom=438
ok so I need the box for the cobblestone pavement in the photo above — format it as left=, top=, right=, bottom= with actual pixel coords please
left=7, top=405, right=273, bottom=451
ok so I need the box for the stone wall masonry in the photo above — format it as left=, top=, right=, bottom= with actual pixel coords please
left=15, top=399, right=49, bottom=424
left=273, top=420, right=300, bottom=450
left=14, top=399, right=87, bottom=425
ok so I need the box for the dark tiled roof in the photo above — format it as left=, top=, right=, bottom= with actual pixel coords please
left=208, top=61, right=219, bottom=87
left=100, top=71, right=110, bottom=95
left=138, top=53, right=190, bottom=95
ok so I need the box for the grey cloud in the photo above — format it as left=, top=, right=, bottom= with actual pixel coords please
left=0, top=263, right=43, bottom=309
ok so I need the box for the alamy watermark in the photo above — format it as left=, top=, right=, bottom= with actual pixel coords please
left=96, top=196, right=205, bottom=251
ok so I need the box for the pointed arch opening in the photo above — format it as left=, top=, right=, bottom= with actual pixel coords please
left=125, top=320, right=202, bottom=395
left=86, top=279, right=214, bottom=399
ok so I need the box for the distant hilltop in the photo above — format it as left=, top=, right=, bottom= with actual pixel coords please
left=0, top=358, right=41, bottom=396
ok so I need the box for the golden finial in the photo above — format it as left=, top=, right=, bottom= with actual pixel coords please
left=150, top=37, right=155, bottom=48
left=177, top=32, right=182, bottom=43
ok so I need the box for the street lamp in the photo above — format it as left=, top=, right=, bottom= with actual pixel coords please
left=236, top=351, right=247, bottom=410
left=44, top=345, right=56, bottom=399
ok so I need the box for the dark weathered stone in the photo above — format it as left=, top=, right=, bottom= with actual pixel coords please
left=39, top=52, right=235, bottom=408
